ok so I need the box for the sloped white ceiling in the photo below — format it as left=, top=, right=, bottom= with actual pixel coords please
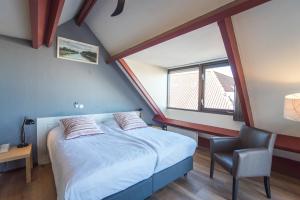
left=60, top=0, right=84, bottom=25
left=86, top=0, right=233, bottom=55
left=126, top=23, right=227, bottom=68
left=0, top=0, right=31, bottom=40
left=0, top=0, right=83, bottom=40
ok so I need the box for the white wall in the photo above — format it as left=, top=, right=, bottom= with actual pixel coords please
left=232, top=0, right=300, bottom=138
left=124, top=59, right=168, bottom=113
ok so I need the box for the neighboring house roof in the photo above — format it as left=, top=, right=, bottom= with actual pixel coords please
left=169, top=70, right=234, bottom=110
left=214, top=71, right=234, bottom=93
left=168, top=70, right=199, bottom=110
left=205, top=70, right=234, bottom=110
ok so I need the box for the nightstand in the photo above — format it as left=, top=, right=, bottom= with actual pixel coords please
left=0, top=144, right=33, bottom=183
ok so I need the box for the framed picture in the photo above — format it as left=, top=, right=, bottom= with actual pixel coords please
left=57, top=37, right=99, bottom=64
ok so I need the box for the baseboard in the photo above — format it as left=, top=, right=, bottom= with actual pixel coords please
left=198, top=136, right=300, bottom=179
left=198, top=137, right=210, bottom=149
left=271, top=156, right=300, bottom=179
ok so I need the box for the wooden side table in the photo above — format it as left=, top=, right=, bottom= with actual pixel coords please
left=0, top=144, right=33, bottom=183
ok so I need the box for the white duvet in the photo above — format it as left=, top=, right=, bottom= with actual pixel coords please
left=102, top=120, right=197, bottom=172
left=47, top=126, right=157, bottom=200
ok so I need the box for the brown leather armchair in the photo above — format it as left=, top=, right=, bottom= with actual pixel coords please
left=209, top=125, right=277, bottom=200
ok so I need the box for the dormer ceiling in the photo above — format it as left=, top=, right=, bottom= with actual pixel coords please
left=126, top=23, right=227, bottom=68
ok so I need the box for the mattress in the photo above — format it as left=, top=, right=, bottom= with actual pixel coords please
left=102, top=120, right=197, bottom=173
left=47, top=126, right=157, bottom=200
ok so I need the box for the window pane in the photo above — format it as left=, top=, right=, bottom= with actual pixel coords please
left=204, top=66, right=234, bottom=110
left=168, top=68, right=199, bottom=110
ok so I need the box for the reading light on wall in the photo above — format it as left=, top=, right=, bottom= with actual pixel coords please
left=284, top=93, right=300, bottom=121
left=137, top=108, right=143, bottom=118
left=74, top=102, right=84, bottom=109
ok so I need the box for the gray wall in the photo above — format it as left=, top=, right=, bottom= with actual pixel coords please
left=0, top=20, right=154, bottom=171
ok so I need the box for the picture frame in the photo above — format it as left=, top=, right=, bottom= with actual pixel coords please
left=57, top=37, right=99, bottom=65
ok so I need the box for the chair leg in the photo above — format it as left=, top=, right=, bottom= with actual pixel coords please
left=210, top=157, right=215, bottom=179
left=232, top=177, right=239, bottom=200
left=264, top=176, right=271, bottom=198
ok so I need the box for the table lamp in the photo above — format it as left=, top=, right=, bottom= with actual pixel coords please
left=18, top=117, right=35, bottom=148
left=284, top=93, right=300, bottom=121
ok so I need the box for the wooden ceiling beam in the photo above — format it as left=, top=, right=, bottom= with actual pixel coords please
left=28, top=0, right=50, bottom=49
left=45, top=0, right=65, bottom=47
left=218, top=17, right=254, bottom=127
left=76, top=0, right=97, bottom=26
left=107, top=0, right=270, bottom=63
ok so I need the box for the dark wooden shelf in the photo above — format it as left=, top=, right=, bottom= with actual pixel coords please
left=153, top=115, right=239, bottom=137
left=153, top=115, right=300, bottom=154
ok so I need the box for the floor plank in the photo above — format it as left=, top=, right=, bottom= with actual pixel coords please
left=0, top=148, right=299, bottom=200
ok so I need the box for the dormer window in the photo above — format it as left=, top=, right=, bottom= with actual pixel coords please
left=168, top=60, right=235, bottom=115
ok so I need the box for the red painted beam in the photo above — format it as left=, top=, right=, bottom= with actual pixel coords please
left=117, top=59, right=166, bottom=118
left=272, top=156, right=300, bottom=180
left=45, top=0, right=65, bottom=47
left=107, top=0, right=270, bottom=63
left=218, top=17, right=254, bottom=127
left=76, top=0, right=97, bottom=26
left=28, top=0, right=50, bottom=49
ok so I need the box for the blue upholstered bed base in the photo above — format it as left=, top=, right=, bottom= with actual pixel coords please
left=103, top=178, right=153, bottom=200
left=103, top=157, right=193, bottom=200
left=152, top=156, right=193, bottom=192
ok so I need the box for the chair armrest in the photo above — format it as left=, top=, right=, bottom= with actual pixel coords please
left=209, top=137, right=240, bottom=155
left=232, top=148, right=272, bottom=178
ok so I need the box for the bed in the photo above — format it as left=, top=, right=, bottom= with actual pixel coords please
left=102, top=119, right=197, bottom=192
left=37, top=112, right=197, bottom=200
left=47, top=126, right=157, bottom=200
left=102, top=119, right=197, bottom=172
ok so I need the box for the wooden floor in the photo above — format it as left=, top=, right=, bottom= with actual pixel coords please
left=1, top=148, right=300, bottom=200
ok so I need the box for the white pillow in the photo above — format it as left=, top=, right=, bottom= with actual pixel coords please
left=113, top=112, right=147, bottom=131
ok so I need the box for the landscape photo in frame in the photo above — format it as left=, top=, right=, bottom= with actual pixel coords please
left=57, top=37, right=99, bottom=64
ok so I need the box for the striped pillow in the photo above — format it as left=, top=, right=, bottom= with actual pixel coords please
left=113, top=112, right=147, bottom=131
left=60, top=117, right=103, bottom=139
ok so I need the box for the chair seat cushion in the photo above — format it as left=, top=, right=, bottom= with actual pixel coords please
left=214, top=152, right=233, bottom=173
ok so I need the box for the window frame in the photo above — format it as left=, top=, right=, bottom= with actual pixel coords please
left=167, top=60, right=234, bottom=115
left=167, top=65, right=200, bottom=112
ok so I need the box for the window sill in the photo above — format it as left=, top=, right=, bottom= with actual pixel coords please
left=167, top=107, right=234, bottom=116
left=153, top=115, right=239, bottom=137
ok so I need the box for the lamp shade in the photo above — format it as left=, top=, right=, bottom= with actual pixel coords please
left=284, top=93, right=300, bottom=121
